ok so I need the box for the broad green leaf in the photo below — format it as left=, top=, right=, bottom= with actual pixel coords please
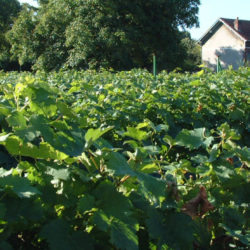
left=110, top=218, right=138, bottom=250
left=136, top=121, right=150, bottom=129
left=3, top=195, right=43, bottom=222
left=146, top=209, right=194, bottom=249
left=137, top=173, right=166, bottom=205
left=107, top=152, right=135, bottom=176
left=140, top=163, right=158, bottom=173
left=4, top=136, right=68, bottom=160
left=0, top=175, right=40, bottom=198
left=57, top=101, right=76, bottom=119
left=190, top=79, right=200, bottom=86
left=235, top=147, right=250, bottom=165
left=85, top=126, right=113, bottom=149
left=163, top=135, right=176, bottom=147
left=141, top=145, right=160, bottom=155
left=176, top=128, right=213, bottom=149
left=15, top=127, right=41, bottom=142
left=92, top=209, right=110, bottom=232
left=93, top=210, right=138, bottom=250
left=6, top=111, right=27, bottom=128
left=50, top=120, right=71, bottom=131
left=214, top=164, right=234, bottom=180
left=93, top=181, right=134, bottom=221
left=40, top=219, right=93, bottom=250
left=218, top=123, right=241, bottom=141
left=46, top=167, right=70, bottom=181
left=155, top=124, right=169, bottom=132
left=222, top=224, right=250, bottom=245
left=191, top=154, right=209, bottom=164
left=124, top=127, right=149, bottom=141
left=77, top=194, right=95, bottom=213
left=208, top=144, right=220, bottom=162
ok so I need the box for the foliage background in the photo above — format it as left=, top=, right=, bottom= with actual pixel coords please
left=0, top=68, right=249, bottom=249
left=2, top=0, right=201, bottom=72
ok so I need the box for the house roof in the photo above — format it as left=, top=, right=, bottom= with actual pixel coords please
left=199, top=18, right=250, bottom=45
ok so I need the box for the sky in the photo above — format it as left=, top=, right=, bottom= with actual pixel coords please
left=19, top=0, right=250, bottom=40
left=188, top=0, right=250, bottom=40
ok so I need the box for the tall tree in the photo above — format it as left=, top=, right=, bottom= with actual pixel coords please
left=65, top=0, right=201, bottom=71
left=0, top=0, right=21, bottom=70
left=180, top=32, right=201, bottom=71
left=8, top=0, right=200, bottom=71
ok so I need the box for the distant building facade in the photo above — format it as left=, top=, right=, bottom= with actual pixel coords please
left=200, top=18, right=250, bottom=70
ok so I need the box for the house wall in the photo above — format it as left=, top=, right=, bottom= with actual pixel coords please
left=202, top=25, right=245, bottom=70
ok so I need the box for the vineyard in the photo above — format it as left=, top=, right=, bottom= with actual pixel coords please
left=0, top=68, right=249, bottom=249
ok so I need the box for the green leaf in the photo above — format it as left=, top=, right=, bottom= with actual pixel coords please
left=50, top=120, right=71, bottom=131
left=57, top=101, right=76, bottom=119
left=15, top=127, right=41, bottom=142
left=15, top=114, right=54, bottom=142
left=140, top=163, right=158, bottom=173
left=3, top=196, right=43, bottom=222
left=124, top=127, right=149, bottom=141
left=93, top=181, right=134, bottom=221
left=107, top=152, right=135, bottom=176
left=85, top=126, right=113, bottom=149
left=155, top=124, right=169, bottom=132
left=221, top=224, right=249, bottom=245
left=208, top=144, right=220, bottom=162
left=92, top=209, right=110, bottom=232
left=6, top=111, right=27, bottom=128
left=235, top=147, right=250, bottom=165
left=137, top=173, right=166, bottom=205
left=218, top=123, right=241, bottom=141
left=46, top=167, right=70, bottom=181
left=40, top=219, right=93, bottom=250
left=141, top=145, right=160, bottom=155
left=146, top=209, right=194, bottom=249
left=77, top=194, right=95, bottom=213
left=214, top=164, right=234, bottom=180
left=4, top=136, right=68, bottom=160
left=110, top=218, right=138, bottom=250
left=0, top=175, right=40, bottom=198
left=163, top=135, right=176, bottom=147
left=176, top=128, right=213, bottom=149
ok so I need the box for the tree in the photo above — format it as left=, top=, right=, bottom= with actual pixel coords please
left=0, top=0, right=21, bottom=70
left=180, top=32, right=201, bottom=71
left=8, top=0, right=73, bottom=71
left=6, top=4, right=38, bottom=70
left=65, top=0, right=201, bottom=71
left=8, top=0, right=200, bottom=71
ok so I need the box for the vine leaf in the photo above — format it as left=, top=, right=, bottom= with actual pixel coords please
left=182, top=186, right=214, bottom=218
left=85, top=126, right=113, bottom=149
left=176, top=128, right=213, bottom=149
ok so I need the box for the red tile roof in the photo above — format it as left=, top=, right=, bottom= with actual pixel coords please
left=220, top=18, right=250, bottom=41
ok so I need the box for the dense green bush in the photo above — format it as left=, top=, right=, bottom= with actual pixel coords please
left=7, top=0, right=200, bottom=71
left=0, top=68, right=249, bottom=249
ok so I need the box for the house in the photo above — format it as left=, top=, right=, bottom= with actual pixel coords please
left=199, top=17, right=250, bottom=70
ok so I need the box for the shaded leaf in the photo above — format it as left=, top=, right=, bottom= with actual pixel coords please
left=0, top=175, right=40, bottom=198
left=176, top=128, right=213, bottom=149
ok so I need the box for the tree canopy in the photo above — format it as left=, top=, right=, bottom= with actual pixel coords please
left=0, top=0, right=21, bottom=70
left=6, top=0, right=201, bottom=71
